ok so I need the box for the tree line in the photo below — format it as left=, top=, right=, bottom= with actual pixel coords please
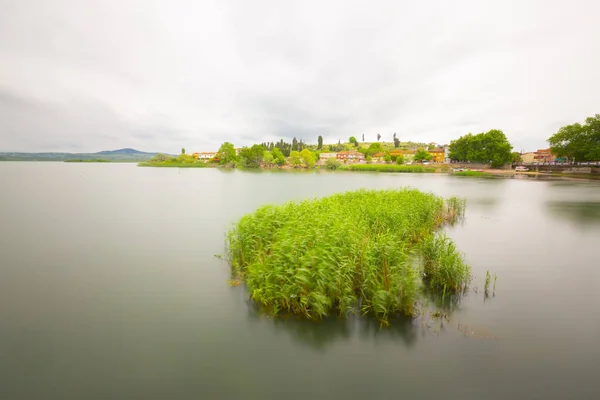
left=548, top=114, right=600, bottom=162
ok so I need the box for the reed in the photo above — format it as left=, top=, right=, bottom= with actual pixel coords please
left=338, top=164, right=436, bottom=173
left=227, top=189, right=470, bottom=325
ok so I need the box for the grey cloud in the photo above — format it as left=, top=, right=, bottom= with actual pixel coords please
left=1, top=0, right=600, bottom=152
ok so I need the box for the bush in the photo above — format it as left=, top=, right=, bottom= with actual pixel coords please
left=227, top=189, right=469, bottom=325
left=324, top=157, right=342, bottom=170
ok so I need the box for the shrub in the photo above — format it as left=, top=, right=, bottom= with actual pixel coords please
left=227, top=189, right=469, bottom=325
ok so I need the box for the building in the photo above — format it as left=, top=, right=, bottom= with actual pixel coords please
left=522, top=149, right=556, bottom=164
left=372, top=152, right=385, bottom=163
left=428, top=148, right=445, bottom=163
left=389, top=149, right=415, bottom=162
left=198, top=152, right=216, bottom=161
left=336, top=151, right=365, bottom=162
left=319, top=153, right=337, bottom=161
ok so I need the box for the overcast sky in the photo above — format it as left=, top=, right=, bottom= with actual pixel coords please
left=1, top=0, right=599, bottom=153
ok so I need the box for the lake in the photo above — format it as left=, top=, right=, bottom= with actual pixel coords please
left=1, top=163, right=599, bottom=399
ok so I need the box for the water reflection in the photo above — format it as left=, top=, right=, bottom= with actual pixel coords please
left=545, top=201, right=600, bottom=227
left=245, top=301, right=418, bottom=351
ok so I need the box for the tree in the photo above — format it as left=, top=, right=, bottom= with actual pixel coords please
left=511, top=152, right=522, bottom=164
left=239, top=144, right=266, bottom=168
left=324, top=157, right=341, bottom=170
left=349, top=136, right=358, bottom=147
left=393, top=137, right=400, bottom=148
left=396, top=154, right=405, bottom=164
left=216, top=142, right=238, bottom=165
left=377, top=134, right=381, bottom=142
left=362, top=134, right=365, bottom=142
left=366, top=155, right=372, bottom=163
left=271, top=147, right=286, bottom=165
left=263, top=151, right=274, bottom=168
left=548, top=114, right=600, bottom=162
left=414, top=148, right=433, bottom=162
left=181, top=148, right=186, bottom=155
left=448, top=129, right=513, bottom=168
left=292, top=137, right=298, bottom=151
left=149, top=153, right=172, bottom=163
left=317, top=135, right=323, bottom=150
left=383, top=152, right=392, bottom=163
left=289, top=150, right=302, bottom=167
left=300, top=149, right=316, bottom=168
left=393, top=133, right=397, bottom=139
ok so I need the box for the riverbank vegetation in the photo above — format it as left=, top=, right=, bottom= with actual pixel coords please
left=448, top=130, right=513, bottom=168
left=138, top=152, right=208, bottom=167
left=64, top=159, right=109, bottom=162
left=338, top=164, right=435, bottom=173
left=548, top=114, right=600, bottom=162
left=452, top=170, right=493, bottom=177
left=226, top=189, right=469, bottom=325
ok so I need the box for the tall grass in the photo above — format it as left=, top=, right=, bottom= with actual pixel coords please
left=227, top=189, right=469, bottom=325
left=452, top=171, right=492, bottom=177
left=338, top=164, right=435, bottom=173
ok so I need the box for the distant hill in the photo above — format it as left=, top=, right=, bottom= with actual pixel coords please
left=96, top=148, right=157, bottom=156
left=0, top=148, right=170, bottom=162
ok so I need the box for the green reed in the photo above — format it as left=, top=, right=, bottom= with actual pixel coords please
left=227, top=189, right=470, bottom=325
left=338, top=164, right=435, bottom=173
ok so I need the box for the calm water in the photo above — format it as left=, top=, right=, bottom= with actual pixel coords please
left=1, top=163, right=599, bottom=399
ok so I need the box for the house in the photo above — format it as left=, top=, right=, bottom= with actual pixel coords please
left=522, top=149, right=556, bottom=164
left=198, top=152, right=216, bottom=161
left=389, top=149, right=415, bottom=162
left=428, top=148, right=445, bottom=163
left=319, top=153, right=337, bottom=161
left=336, top=151, right=365, bottom=162
left=372, top=152, right=385, bottom=163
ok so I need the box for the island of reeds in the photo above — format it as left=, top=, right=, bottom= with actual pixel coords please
left=226, top=188, right=470, bottom=325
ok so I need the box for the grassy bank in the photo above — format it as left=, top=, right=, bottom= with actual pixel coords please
left=227, top=189, right=469, bottom=325
left=452, top=170, right=493, bottom=177
left=338, top=164, right=436, bottom=173
left=138, top=161, right=209, bottom=168
left=64, top=159, right=110, bottom=163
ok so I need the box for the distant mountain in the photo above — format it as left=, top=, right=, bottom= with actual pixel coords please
left=96, top=148, right=156, bottom=156
left=0, top=148, right=170, bottom=162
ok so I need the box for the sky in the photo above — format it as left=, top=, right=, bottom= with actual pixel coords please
left=1, top=0, right=599, bottom=153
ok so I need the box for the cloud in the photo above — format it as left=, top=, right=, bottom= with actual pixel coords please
left=1, top=0, right=599, bottom=152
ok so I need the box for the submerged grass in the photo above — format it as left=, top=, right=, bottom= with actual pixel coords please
left=452, top=170, right=492, bottom=177
left=338, top=164, right=436, bottom=173
left=227, top=189, right=470, bottom=325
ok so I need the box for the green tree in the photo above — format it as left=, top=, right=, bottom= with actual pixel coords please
left=366, top=155, right=372, bottom=163
left=149, top=153, right=172, bottom=163
left=271, top=147, right=286, bottom=165
left=263, top=151, right=274, bottom=168
left=383, top=152, right=392, bottom=163
left=449, top=129, right=513, bottom=167
left=317, top=135, right=323, bottom=150
left=289, top=150, right=302, bottom=167
left=396, top=154, right=405, bottom=164
left=414, top=148, right=433, bottom=162
left=548, top=114, right=600, bottom=162
left=239, top=144, right=266, bottom=168
left=393, top=137, right=400, bottom=148
left=362, top=134, right=364, bottom=142
left=377, top=133, right=381, bottom=142
left=300, top=149, right=316, bottom=168
left=324, top=157, right=341, bottom=170
left=349, top=136, right=358, bottom=147
left=216, top=142, right=238, bottom=165
left=292, top=137, right=298, bottom=151
left=181, top=148, right=186, bottom=155
left=511, top=152, right=522, bottom=164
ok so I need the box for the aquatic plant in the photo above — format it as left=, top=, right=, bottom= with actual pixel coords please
left=227, top=189, right=470, bottom=325
left=452, top=170, right=492, bottom=177
left=338, top=164, right=435, bottom=173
